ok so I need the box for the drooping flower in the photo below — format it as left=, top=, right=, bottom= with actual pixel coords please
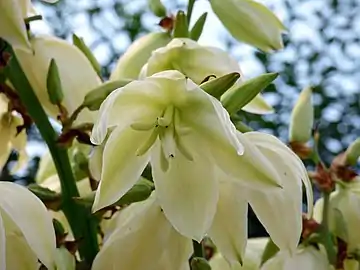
left=91, top=70, right=283, bottom=241
left=92, top=193, right=192, bottom=270
left=0, top=181, right=56, bottom=270
left=14, top=35, right=102, bottom=123
left=313, top=178, right=360, bottom=252
left=0, top=94, right=27, bottom=171
left=209, top=0, right=286, bottom=52
left=261, top=245, right=329, bottom=270
left=208, top=132, right=313, bottom=266
left=140, top=38, right=273, bottom=114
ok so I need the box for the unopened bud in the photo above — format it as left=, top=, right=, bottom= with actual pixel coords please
left=190, top=13, right=208, bottom=41
left=47, top=59, right=64, bottom=105
left=200, top=72, right=240, bottom=99
left=173, top=11, right=189, bottom=38
left=289, top=87, right=313, bottom=143
left=221, top=73, right=278, bottom=115
left=345, top=138, right=360, bottom=166
left=148, top=0, right=167, bottom=17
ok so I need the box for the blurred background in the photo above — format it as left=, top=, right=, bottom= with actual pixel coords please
left=2, top=0, right=360, bottom=236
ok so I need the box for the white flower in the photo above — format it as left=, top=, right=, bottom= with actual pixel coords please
left=92, top=193, right=192, bottom=270
left=0, top=181, right=56, bottom=270
left=208, top=132, right=312, bottom=266
left=0, top=94, right=27, bottom=172
left=141, top=38, right=273, bottom=114
left=314, top=179, right=360, bottom=252
left=14, top=35, right=102, bottom=123
left=261, top=246, right=329, bottom=270
left=91, top=70, right=283, bottom=241
left=209, top=237, right=268, bottom=270
left=209, top=0, right=286, bottom=52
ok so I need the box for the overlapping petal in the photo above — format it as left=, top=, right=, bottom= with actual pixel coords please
left=151, top=134, right=219, bottom=241
left=0, top=182, right=56, bottom=269
left=208, top=181, right=248, bottom=266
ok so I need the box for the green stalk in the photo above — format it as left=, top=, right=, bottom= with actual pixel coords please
left=192, top=240, right=204, bottom=258
left=321, top=192, right=336, bottom=265
left=6, top=47, right=99, bottom=263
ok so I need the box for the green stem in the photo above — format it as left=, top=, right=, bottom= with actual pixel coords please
left=6, top=47, right=99, bottom=263
left=187, top=0, right=196, bottom=24
left=192, top=240, right=204, bottom=258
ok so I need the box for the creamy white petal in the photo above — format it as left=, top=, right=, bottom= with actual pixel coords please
left=89, top=144, right=104, bottom=181
left=244, top=133, right=303, bottom=253
left=242, top=94, right=274, bottom=115
left=208, top=181, right=248, bottom=266
left=244, top=132, right=313, bottom=217
left=2, top=210, right=38, bottom=270
left=0, top=213, right=5, bottom=270
left=146, top=38, right=241, bottom=84
left=151, top=134, right=219, bottom=241
left=91, top=79, right=167, bottom=145
left=15, top=35, right=101, bottom=123
left=0, top=0, right=31, bottom=52
left=0, top=182, right=56, bottom=269
left=92, top=126, right=150, bottom=212
left=92, top=196, right=174, bottom=270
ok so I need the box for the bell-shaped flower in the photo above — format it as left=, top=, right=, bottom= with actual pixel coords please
left=140, top=38, right=273, bottom=114
left=208, top=132, right=312, bottom=266
left=14, top=35, right=102, bottom=123
left=0, top=181, right=56, bottom=269
left=261, top=246, right=329, bottom=270
left=110, top=32, right=171, bottom=80
left=92, top=193, right=193, bottom=270
left=0, top=94, right=27, bottom=171
left=209, top=237, right=268, bottom=270
left=209, top=0, right=286, bottom=52
left=90, top=70, right=283, bottom=241
left=314, top=179, right=360, bottom=252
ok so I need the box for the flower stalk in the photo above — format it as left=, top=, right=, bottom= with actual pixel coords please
left=5, top=44, right=99, bottom=264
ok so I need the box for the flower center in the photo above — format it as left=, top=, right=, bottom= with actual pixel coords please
left=130, top=105, right=193, bottom=171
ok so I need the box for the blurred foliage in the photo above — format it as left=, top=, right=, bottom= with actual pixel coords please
left=2, top=0, right=360, bottom=236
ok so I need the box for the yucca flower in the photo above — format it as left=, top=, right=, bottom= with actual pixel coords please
left=0, top=181, right=56, bottom=269
left=90, top=70, right=285, bottom=241
left=90, top=70, right=312, bottom=258
left=140, top=38, right=273, bottom=114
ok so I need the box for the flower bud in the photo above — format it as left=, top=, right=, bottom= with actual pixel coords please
left=221, top=73, right=278, bottom=115
left=289, top=87, right=314, bottom=143
left=345, top=138, right=360, bottom=166
left=173, top=11, right=189, bottom=38
left=200, top=72, right=240, bottom=99
left=261, top=246, right=329, bottom=270
left=313, top=181, right=360, bottom=252
left=110, top=32, right=171, bottom=80
left=190, top=12, right=208, bottom=41
left=209, top=0, right=286, bottom=52
left=148, top=0, right=167, bottom=17
left=46, top=59, right=64, bottom=105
